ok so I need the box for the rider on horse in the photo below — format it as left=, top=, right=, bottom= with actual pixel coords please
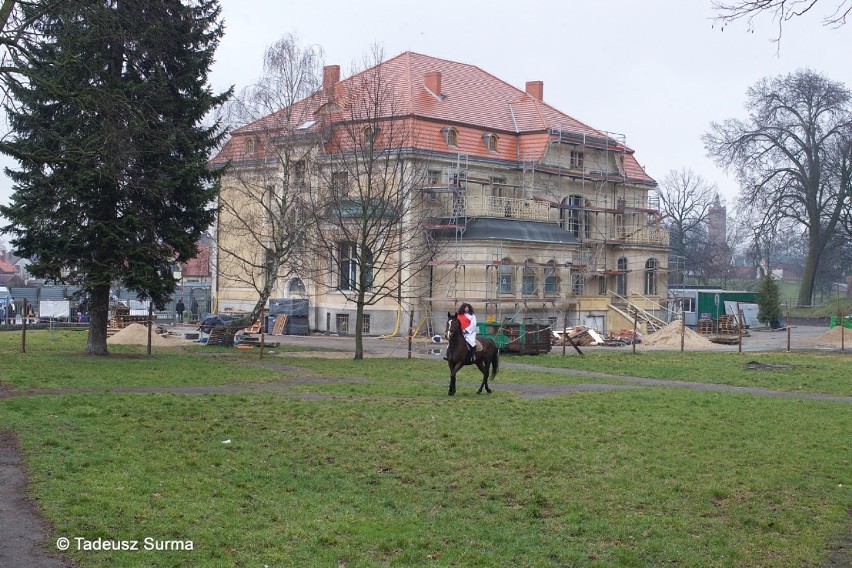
left=456, top=302, right=478, bottom=363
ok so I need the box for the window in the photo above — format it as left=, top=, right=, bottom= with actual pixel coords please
left=243, top=136, right=257, bottom=155
left=442, top=127, right=459, bottom=147
left=498, top=259, right=514, bottom=294
left=522, top=261, right=536, bottom=296
left=362, top=314, right=371, bottom=334
left=570, top=150, right=584, bottom=169
left=337, top=241, right=373, bottom=291
left=571, top=272, right=584, bottom=295
left=490, top=176, right=507, bottom=198
left=293, top=160, right=306, bottom=186
left=336, top=313, right=349, bottom=334
left=644, top=258, right=658, bottom=296
left=426, top=170, right=440, bottom=186
left=677, top=296, right=695, bottom=312
left=339, top=242, right=357, bottom=290
left=288, top=278, right=306, bottom=298
left=362, top=125, right=378, bottom=146
left=616, top=257, right=627, bottom=296
left=483, top=133, right=498, bottom=152
left=331, top=171, right=349, bottom=197
left=598, top=275, right=607, bottom=295
left=563, top=195, right=590, bottom=239
left=544, top=261, right=558, bottom=295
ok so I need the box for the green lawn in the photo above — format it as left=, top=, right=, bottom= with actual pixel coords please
left=1, top=331, right=850, bottom=567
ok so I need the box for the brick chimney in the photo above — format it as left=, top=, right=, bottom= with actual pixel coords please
left=425, top=71, right=442, bottom=97
left=525, top=80, right=543, bottom=101
left=323, top=65, right=340, bottom=90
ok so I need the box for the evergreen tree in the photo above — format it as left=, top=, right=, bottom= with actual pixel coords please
left=756, top=275, right=782, bottom=328
left=0, top=0, right=230, bottom=355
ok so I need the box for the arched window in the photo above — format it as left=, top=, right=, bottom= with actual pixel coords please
left=616, top=257, right=627, bottom=296
left=498, top=258, right=514, bottom=295
left=442, top=127, right=459, bottom=147
left=243, top=136, right=257, bottom=155
left=362, top=125, right=379, bottom=146
left=522, top=260, right=537, bottom=296
left=483, top=133, right=498, bottom=152
left=644, top=258, right=658, bottom=296
left=288, top=278, right=306, bottom=298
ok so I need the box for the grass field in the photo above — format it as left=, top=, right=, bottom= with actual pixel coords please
left=1, top=330, right=850, bottom=567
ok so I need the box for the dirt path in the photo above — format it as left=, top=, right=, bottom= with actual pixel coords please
left=1, top=362, right=850, bottom=567
left=0, top=431, right=78, bottom=568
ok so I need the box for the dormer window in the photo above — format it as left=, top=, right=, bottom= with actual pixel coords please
left=441, top=127, right=459, bottom=147
left=483, top=133, right=498, bottom=152
left=243, top=136, right=257, bottom=155
left=570, top=150, right=584, bottom=169
left=362, top=125, right=379, bottom=146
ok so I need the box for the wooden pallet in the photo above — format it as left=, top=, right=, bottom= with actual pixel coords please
left=207, top=326, right=235, bottom=347
left=717, top=314, right=739, bottom=334
left=271, top=315, right=288, bottom=335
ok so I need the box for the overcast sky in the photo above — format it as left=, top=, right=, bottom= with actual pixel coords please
left=1, top=0, right=850, bottom=226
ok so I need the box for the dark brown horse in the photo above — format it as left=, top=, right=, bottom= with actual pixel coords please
left=445, top=312, right=499, bottom=396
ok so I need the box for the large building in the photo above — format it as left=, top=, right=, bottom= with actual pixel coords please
left=211, top=52, right=669, bottom=336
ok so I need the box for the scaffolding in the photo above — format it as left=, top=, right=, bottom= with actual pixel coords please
left=420, top=128, right=669, bottom=334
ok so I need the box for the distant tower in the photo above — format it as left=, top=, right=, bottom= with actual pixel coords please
left=707, top=194, right=726, bottom=248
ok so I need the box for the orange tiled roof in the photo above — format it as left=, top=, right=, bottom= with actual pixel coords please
left=212, top=52, right=654, bottom=185
left=181, top=245, right=210, bottom=277
left=0, top=258, right=16, bottom=274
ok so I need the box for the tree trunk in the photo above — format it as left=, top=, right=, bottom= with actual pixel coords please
left=354, top=292, right=365, bottom=360
left=85, top=284, right=111, bottom=356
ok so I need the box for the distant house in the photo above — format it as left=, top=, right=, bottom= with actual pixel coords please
left=181, top=243, right=211, bottom=285
left=0, top=250, right=17, bottom=285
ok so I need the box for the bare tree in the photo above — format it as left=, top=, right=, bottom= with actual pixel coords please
left=657, top=168, right=720, bottom=284
left=305, top=46, right=440, bottom=359
left=216, top=34, right=323, bottom=324
left=712, top=0, right=852, bottom=41
left=703, top=69, right=852, bottom=306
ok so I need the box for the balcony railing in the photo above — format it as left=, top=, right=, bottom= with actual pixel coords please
left=438, top=196, right=552, bottom=222
left=615, top=226, right=669, bottom=246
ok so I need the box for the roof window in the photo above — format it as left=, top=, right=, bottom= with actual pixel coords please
left=441, top=127, right=458, bottom=147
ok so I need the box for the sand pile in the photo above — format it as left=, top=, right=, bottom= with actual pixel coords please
left=642, top=321, right=715, bottom=349
left=808, top=325, right=852, bottom=348
left=108, top=323, right=185, bottom=347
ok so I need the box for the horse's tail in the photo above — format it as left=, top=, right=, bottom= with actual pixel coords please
left=490, top=346, right=499, bottom=379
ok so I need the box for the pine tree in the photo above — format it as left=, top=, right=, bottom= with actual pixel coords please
left=0, top=0, right=230, bottom=355
left=756, top=275, right=782, bottom=328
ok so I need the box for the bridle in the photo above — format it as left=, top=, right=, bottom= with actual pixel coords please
left=445, top=315, right=460, bottom=342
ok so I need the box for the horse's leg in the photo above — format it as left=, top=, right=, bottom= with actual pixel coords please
left=475, top=358, right=490, bottom=394
left=448, top=360, right=461, bottom=396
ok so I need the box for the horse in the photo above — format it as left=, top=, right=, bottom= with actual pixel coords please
left=445, top=312, right=499, bottom=396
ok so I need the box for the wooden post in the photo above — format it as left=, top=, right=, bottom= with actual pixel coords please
left=633, top=310, right=639, bottom=354
left=680, top=305, right=685, bottom=353
left=737, top=304, right=743, bottom=354
left=786, top=302, right=791, bottom=352
left=841, top=306, right=846, bottom=352
left=21, top=298, right=27, bottom=354
left=407, top=309, right=414, bottom=359
left=562, top=307, right=568, bottom=357
left=147, top=301, right=153, bottom=356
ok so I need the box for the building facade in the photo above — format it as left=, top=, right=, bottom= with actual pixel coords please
left=211, top=52, right=670, bottom=336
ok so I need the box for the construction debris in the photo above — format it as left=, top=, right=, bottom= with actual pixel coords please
left=552, top=326, right=604, bottom=347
